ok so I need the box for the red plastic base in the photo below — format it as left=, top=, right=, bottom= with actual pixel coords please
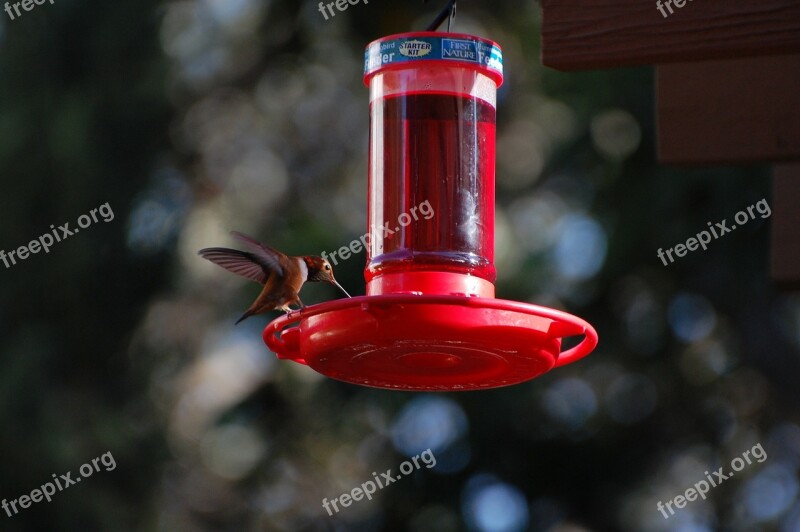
left=263, top=295, right=597, bottom=391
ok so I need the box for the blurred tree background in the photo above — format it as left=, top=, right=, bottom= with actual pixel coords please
left=1, top=0, right=799, bottom=531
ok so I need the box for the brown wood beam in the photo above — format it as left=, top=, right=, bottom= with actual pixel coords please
left=656, top=54, right=800, bottom=164
left=771, top=165, right=800, bottom=289
left=540, top=0, right=800, bottom=71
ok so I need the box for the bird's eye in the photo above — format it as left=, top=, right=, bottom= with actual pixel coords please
left=325, top=264, right=331, bottom=270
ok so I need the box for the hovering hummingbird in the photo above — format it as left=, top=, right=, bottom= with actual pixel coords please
left=198, top=231, right=351, bottom=324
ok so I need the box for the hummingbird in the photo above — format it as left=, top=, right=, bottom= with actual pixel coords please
left=198, top=231, right=351, bottom=324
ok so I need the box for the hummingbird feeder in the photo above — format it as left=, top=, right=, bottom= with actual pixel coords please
left=263, top=25, right=598, bottom=391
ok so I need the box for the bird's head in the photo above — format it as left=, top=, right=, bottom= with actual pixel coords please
left=304, top=256, right=351, bottom=298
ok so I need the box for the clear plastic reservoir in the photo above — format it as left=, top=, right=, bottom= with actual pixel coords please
left=363, top=33, right=503, bottom=294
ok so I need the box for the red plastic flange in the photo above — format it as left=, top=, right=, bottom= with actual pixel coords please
left=263, top=295, right=597, bottom=391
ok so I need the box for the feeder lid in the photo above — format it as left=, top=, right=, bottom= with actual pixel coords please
left=263, top=295, right=597, bottom=391
left=364, top=32, right=504, bottom=86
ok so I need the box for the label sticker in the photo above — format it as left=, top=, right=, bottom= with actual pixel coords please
left=399, top=40, right=433, bottom=58
left=365, top=35, right=503, bottom=80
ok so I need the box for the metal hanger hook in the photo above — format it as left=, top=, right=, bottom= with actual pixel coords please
left=424, top=0, right=456, bottom=32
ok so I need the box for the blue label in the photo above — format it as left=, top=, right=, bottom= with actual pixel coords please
left=442, top=39, right=478, bottom=61
left=365, top=35, right=503, bottom=80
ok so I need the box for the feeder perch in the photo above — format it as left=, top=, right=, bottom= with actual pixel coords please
left=263, top=32, right=598, bottom=390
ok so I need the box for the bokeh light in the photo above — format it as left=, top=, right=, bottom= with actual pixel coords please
left=391, top=396, right=469, bottom=456
left=462, top=475, right=529, bottom=532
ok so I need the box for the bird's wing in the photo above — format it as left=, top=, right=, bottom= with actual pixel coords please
left=198, top=248, right=275, bottom=285
left=230, top=231, right=285, bottom=277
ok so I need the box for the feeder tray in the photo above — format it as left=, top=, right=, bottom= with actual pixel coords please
left=264, top=295, right=596, bottom=391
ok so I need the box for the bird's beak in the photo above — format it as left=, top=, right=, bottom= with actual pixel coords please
left=330, top=279, right=351, bottom=298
